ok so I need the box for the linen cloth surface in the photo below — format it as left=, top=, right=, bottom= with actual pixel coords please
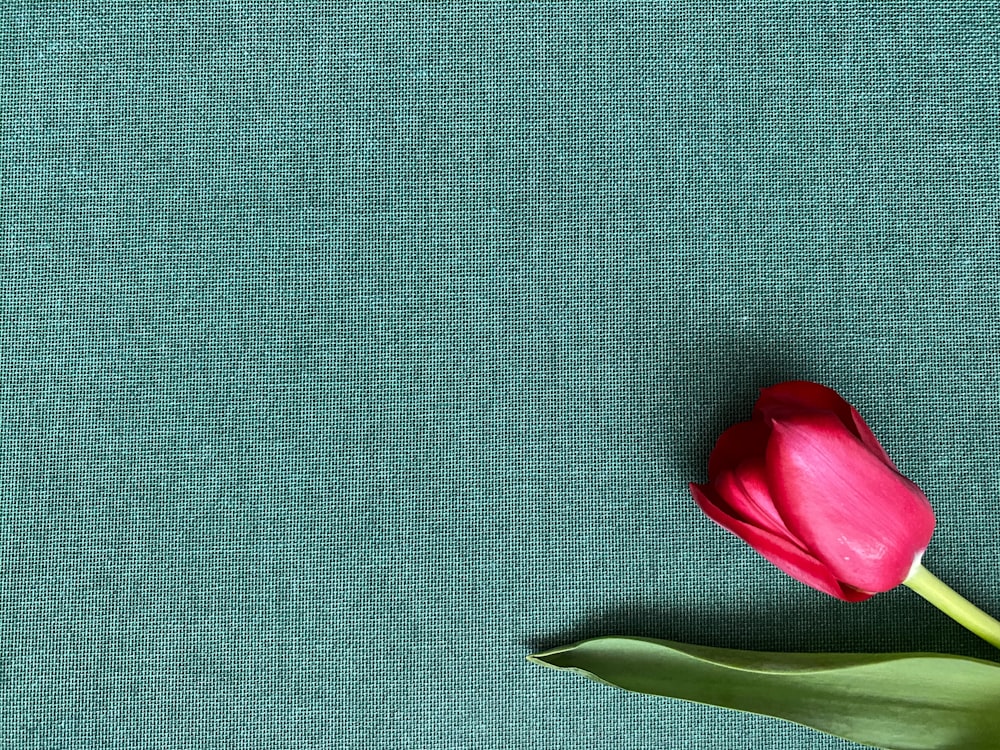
left=4, top=3, right=1000, bottom=749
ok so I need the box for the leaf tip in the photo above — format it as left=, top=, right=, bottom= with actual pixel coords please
left=525, top=653, right=547, bottom=667
left=526, top=645, right=571, bottom=670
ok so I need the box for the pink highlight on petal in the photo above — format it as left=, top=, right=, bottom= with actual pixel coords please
left=765, top=412, right=935, bottom=593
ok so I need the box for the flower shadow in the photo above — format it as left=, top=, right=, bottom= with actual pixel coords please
left=655, top=335, right=816, bottom=484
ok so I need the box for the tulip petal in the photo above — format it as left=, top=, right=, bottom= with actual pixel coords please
left=713, top=461, right=798, bottom=542
left=707, top=419, right=770, bottom=480
left=755, top=381, right=896, bottom=469
left=690, top=482, right=872, bottom=602
left=766, top=413, right=935, bottom=593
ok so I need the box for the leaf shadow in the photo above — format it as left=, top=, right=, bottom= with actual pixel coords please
left=524, top=592, right=998, bottom=662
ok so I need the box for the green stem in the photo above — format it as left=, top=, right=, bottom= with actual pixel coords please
left=903, top=564, right=1000, bottom=650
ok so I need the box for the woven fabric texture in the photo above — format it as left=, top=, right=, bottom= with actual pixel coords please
left=4, top=3, right=1000, bottom=749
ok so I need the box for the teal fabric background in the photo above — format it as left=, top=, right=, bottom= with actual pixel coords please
left=4, top=3, right=999, bottom=748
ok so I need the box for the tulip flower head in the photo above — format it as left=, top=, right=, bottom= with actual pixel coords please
left=690, top=381, right=936, bottom=601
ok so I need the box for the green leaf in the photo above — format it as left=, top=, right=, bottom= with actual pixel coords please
left=528, top=637, right=1000, bottom=750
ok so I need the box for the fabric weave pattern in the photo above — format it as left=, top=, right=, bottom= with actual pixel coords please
left=4, top=3, right=999, bottom=749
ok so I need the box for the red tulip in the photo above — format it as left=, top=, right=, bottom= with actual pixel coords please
left=690, top=381, right=936, bottom=601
